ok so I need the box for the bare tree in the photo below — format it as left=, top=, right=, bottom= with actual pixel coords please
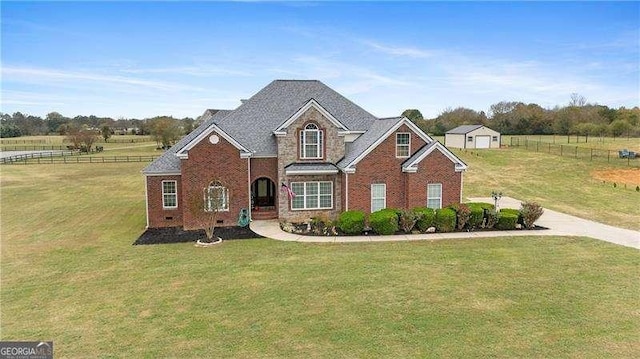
left=189, top=179, right=228, bottom=245
left=569, top=93, right=587, bottom=107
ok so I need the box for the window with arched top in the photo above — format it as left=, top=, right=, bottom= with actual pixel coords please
left=299, top=123, right=323, bottom=159
left=204, top=181, right=229, bottom=212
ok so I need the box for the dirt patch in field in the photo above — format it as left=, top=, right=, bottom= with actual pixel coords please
left=591, top=168, right=640, bottom=186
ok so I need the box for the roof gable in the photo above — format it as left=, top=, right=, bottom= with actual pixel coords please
left=273, top=99, right=348, bottom=135
left=338, top=117, right=433, bottom=172
left=402, top=141, right=467, bottom=173
left=142, top=110, right=232, bottom=175
left=176, top=122, right=252, bottom=159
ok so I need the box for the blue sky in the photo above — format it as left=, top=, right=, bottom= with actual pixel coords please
left=2, top=1, right=638, bottom=120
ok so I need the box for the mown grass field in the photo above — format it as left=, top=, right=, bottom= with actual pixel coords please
left=503, top=135, right=640, bottom=152
left=455, top=146, right=640, bottom=230
left=1, top=142, right=639, bottom=357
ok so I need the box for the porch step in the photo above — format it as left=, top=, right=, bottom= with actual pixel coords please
left=252, top=210, right=278, bottom=220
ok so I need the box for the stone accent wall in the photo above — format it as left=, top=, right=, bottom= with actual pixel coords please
left=146, top=175, right=183, bottom=228
left=181, top=132, right=249, bottom=229
left=277, top=106, right=345, bottom=221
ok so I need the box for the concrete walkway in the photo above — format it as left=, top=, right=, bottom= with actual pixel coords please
left=250, top=197, right=639, bottom=249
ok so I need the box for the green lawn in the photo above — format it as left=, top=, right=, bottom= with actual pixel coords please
left=503, top=135, right=640, bottom=152
left=1, top=163, right=639, bottom=358
left=456, top=147, right=640, bottom=230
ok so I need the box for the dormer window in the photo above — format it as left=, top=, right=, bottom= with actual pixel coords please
left=300, top=123, right=323, bottom=159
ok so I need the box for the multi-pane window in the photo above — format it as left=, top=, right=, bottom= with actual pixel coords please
left=427, top=183, right=442, bottom=209
left=300, top=123, right=323, bottom=159
left=467, top=136, right=473, bottom=142
left=205, top=181, right=229, bottom=212
left=396, top=133, right=410, bottom=157
left=492, top=136, right=498, bottom=141
left=162, top=180, right=178, bottom=209
left=371, top=183, right=386, bottom=212
left=291, top=181, right=333, bottom=210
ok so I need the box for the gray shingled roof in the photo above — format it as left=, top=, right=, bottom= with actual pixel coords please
left=285, top=162, right=339, bottom=173
left=446, top=124, right=484, bottom=134
left=213, top=80, right=378, bottom=156
left=142, top=110, right=232, bottom=174
left=337, top=117, right=404, bottom=169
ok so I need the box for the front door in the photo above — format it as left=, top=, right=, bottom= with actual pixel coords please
left=251, top=178, right=276, bottom=208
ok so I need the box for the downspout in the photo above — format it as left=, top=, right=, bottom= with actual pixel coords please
left=144, top=175, right=149, bottom=228
left=460, top=170, right=464, bottom=203
left=345, top=172, right=349, bottom=211
left=247, top=157, right=252, bottom=221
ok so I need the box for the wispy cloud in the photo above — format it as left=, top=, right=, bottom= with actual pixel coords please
left=363, top=40, right=440, bottom=58
left=2, top=66, right=206, bottom=92
left=121, top=65, right=252, bottom=77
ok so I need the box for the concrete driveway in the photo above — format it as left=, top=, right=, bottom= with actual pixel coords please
left=250, top=197, right=639, bottom=249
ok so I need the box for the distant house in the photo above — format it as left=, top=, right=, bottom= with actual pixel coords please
left=445, top=125, right=501, bottom=149
left=143, top=80, right=467, bottom=229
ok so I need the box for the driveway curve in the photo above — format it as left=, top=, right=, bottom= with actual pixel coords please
left=250, top=197, right=639, bottom=249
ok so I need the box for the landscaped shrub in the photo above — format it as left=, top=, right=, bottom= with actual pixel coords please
left=466, top=203, right=485, bottom=229
left=435, top=208, right=456, bottom=232
left=369, top=210, right=399, bottom=235
left=380, top=208, right=401, bottom=221
left=520, top=202, right=544, bottom=229
left=398, top=209, right=420, bottom=233
left=467, top=202, right=496, bottom=228
left=485, top=210, right=498, bottom=229
left=413, top=207, right=435, bottom=232
left=310, top=215, right=337, bottom=235
left=452, top=203, right=471, bottom=230
left=496, top=208, right=520, bottom=230
left=337, top=210, right=365, bottom=234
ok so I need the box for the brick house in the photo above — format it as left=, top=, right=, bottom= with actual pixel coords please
left=143, top=80, right=467, bottom=229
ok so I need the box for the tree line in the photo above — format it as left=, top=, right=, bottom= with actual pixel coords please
left=0, top=112, right=198, bottom=148
left=0, top=111, right=196, bottom=137
left=402, top=94, right=639, bottom=138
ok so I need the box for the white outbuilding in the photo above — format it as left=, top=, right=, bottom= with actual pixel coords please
left=445, top=125, right=501, bottom=149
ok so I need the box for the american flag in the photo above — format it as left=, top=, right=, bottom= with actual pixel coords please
left=281, top=183, right=296, bottom=199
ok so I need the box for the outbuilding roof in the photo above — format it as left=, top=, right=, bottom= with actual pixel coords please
left=446, top=124, right=485, bottom=134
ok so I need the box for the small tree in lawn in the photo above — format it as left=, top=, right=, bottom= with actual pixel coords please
left=79, top=129, right=99, bottom=152
left=101, top=125, right=112, bottom=142
left=65, top=126, right=83, bottom=149
left=190, top=179, right=228, bottom=245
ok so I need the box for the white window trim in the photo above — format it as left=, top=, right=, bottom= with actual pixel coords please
left=396, top=132, right=411, bottom=158
left=205, top=182, right=230, bottom=212
left=427, top=183, right=443, bottom=209
left=290, top=181, right=333, bottom=210
left=371, top=183, right=386, bottom=213
left=162, top=180, right=178, bottom=209
left=299, top=123, right=323, bottom=159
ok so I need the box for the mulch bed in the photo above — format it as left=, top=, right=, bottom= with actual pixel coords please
left=133, top=226, right=263, bottom=245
